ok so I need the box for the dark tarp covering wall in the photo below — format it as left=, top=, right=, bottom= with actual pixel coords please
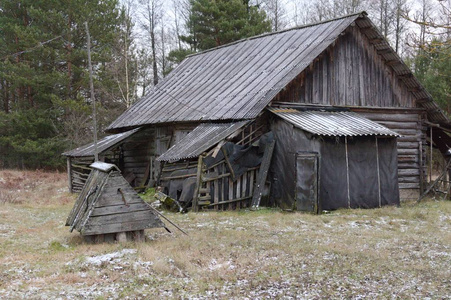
left=377, top=138, right=400, bottom=205
left=167, top=133, right=274, bottom=205
left=347, top=137, right=380, bottom=208
left=319, top=137, right=348, bottom=210
left=269, top=120, right=321, bottom=209
left=270, top=118, right=400, bottom=211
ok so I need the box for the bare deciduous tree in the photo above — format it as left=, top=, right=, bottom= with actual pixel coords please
left=140, top=0, right=163, bottom=86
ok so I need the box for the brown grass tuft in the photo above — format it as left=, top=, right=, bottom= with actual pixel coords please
left=1, top=169, right=451, bottom=298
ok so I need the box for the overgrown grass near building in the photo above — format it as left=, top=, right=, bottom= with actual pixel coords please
left=0, top=170, right=450, bottom=298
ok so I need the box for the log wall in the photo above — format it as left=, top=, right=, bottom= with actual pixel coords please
left=69, top=149, right=121, bottom=193
left=68, top=128, right=157, bottom=193
left=351, top=107, right=427, bottom=190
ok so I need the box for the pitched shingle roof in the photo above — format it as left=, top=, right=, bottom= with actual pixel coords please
left=107, top=12, right=449, bottom=132
left=107, top=13, right=362, bottom=131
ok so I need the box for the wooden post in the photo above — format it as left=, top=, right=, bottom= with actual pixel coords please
left=214, top=166, right=219, bottom=210
left=236, top=177, right=241, bottom=210
left=251, top=139, right=275, bottom=208
left=85, top=22, right=98, bottom=162
left=67, top=157, right=73, bottom=193
left=419, top=136, right=424, bottom=193
left=192, top=155, right=203, bottom=212
left=228, top=178, right=233, bottom=210
left=116, top=232, right=127, bottom=243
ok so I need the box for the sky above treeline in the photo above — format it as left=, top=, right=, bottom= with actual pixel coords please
left=125, top=0, right=450, bottom=59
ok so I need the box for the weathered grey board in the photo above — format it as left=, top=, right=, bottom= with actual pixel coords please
left=87, top=210, right=156, bottom=226
left=251, top=140, right=275, bottom=208
left=90, top=202, right=150, bottom=216
left=82, top=219, right=162, bottom=236
left=66, top=168, right=164, bottom=236
left=274, top=25, right=416, bottom=108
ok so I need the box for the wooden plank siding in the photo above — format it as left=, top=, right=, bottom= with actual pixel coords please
left=68, top=128, right=158, bottom=192
left=272, top=24, right=426, bottom=190
left=273, top=25, right=416, bottom=108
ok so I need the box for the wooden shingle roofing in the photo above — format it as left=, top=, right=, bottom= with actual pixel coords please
left=106, top=12, right=449, bottom=133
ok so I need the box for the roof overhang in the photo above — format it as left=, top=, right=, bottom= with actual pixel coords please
left=268, top=108, right=400, bottom=137
left=157, top=121, right=250, bottom=162
left=62, top=128, right=140, bottom=157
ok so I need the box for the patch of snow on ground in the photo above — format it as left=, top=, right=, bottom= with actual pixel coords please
left=0, top=224, right=15, bottom=237
left=207, top=259, right=236, bottom=271
left=84, top=249, right=137, bottom=266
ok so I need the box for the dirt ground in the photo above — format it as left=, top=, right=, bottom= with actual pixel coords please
left=0, top=169, right=450, bottom=299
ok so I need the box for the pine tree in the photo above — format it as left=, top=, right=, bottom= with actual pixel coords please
left=0, top=0, right=130, bottom=168
left=182, top=0, right=271, bottom=51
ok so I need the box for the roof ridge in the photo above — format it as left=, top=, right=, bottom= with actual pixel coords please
left=186, top=11, right=367, bottom=58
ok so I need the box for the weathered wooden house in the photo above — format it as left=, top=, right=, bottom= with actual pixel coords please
left=64, top=12, right=451, bottom=212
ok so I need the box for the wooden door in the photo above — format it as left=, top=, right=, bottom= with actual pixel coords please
left=295, top=153, right=319, bottom=213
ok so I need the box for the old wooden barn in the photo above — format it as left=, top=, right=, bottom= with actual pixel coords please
left=64, top=12, right=451, bottom=212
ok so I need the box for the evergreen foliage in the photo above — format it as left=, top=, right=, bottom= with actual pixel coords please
left=182, top=0, right=271, bottom=51
left=168, top=0, right=271, bottom=64
left=413, top=41, right=451, bottom=115
left=0, top=0, right=131, bottom=169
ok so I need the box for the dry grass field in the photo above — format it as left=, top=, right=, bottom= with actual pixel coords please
left=0, top=169, right=450, bottom=299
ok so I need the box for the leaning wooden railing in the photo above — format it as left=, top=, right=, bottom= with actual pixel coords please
left=192, top=155, right=259, bottom=211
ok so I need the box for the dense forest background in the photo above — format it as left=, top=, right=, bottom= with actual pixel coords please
left=0, top=0, right=450, bottom=169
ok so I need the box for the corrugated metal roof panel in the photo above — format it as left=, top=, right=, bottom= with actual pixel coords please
left=107, top=14, right=362, bottom=131
left=62, top=128, right=140, bottom=157
left=157, top=121, right=249, bottom=162
left=107, top=12, right=450, bottom=132
left=269, top=108, right=400, bottom=137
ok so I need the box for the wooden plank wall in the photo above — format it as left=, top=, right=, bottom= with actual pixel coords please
left=69, top=149, right=120, bottom=193
left=121, top=128, right=156, bottom=187
left=69, top=128, right=158, bottom=192
left=352, top=108, right=427, bottom=190
left=274, top=25, right=416, bottom=109
left=198, top=161, right=258, bottom=210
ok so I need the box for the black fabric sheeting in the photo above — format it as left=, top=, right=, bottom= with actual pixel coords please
left=295, top=154, right=318, bottom=212
left=269, top=118, right=399, bottom=211
left=347, top=136, right=379, bottom=208
left=167, top=168, right=196, bottom=200
left=377, top=138, right=400, bottom=206
left=269, top=120, right=321, bottom=209
left=319, top=137, right=349, bottom=210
